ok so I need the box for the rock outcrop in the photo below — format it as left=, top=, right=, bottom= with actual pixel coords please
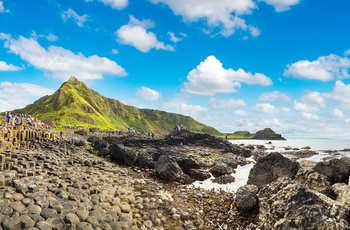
left=247, top=152, right=300, bottom=188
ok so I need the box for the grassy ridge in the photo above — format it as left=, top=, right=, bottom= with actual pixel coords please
left=223, top=128, right=285, bottom=140
left=14, top=77, right=221, bottom=136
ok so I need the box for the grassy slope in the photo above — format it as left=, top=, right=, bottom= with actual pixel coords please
left=14, top=77, right=221, bottom=135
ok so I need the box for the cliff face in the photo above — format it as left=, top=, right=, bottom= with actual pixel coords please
left=13, top=77, right=221, bottom=135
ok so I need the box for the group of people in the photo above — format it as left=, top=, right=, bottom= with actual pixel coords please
left=3, top=112, right=51, bottom=130
left=127, top=127, right=156, bottom=139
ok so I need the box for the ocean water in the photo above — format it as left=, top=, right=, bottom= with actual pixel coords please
left=191, top=139, right=350, bottom=192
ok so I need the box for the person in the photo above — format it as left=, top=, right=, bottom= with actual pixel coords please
left=60, top=131, right=63, bottom=139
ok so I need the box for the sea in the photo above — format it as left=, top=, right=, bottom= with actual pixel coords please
left=191, top=139, right=350, bottom=192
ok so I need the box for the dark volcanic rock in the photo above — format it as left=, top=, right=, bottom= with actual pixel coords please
left=189, top=169, right=211, bottom=181
left=97, top=147, right=110, bottom=157
left=294, top=167, right=333, bottom=197
left=110, top=144, right=138, bottom=166
left=176, top=155, right=202, bottom=174
left=136, top=152, right=155, bottom=168
left=211, top=174, right=235, bottom=184
left=247, top=152, right=300, bottom=188
left=313, top=158, right=350, bottom=185
left=209, top=163, right=234, bottom=178
left=258, top=177, right=349, bottom=229
left=235, top=185, right=259, bottom=213
left=155, top=155, right=183, bottom=181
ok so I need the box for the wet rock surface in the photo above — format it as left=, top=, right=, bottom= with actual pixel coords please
left=0, top=123, right=258, bottom=229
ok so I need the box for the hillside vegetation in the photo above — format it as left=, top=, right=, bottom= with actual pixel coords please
left=13, top=77, right=221, bottom=136
left=226, top=128, right=285, bottom=140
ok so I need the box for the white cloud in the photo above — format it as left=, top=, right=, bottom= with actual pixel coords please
left=294, top=91, right=325, bottom=112
left=183, top=55, right=272, bottom=96
left=61, top=9, right=88, bottom=27
left=326, top=80, right=350, bottom=108
left=208, top=98, right=246, bottom=109
left=116, top=16, right=174, bottom=53
left=137, top=86, right=161, bottom=102
left=167, top=32, right=186, bottom=43
left=258, top=0, right=300, bottom=12
left=344, top=49, right=350, bottom=56
left=150, top=0, right=258, bottom=37
left=284, top=54, right=350, bottom=81
left=254, top=103, right=290, bottom=114
left=164, top=99, right=207, bottom=118
left=0, top=34, right=127, bottom=81
left=234, top=109, right=248, bottom=116
left=97, top=0, right=128, bottom=9
left=301, top=112, right=319, bottom=120
left=333, top=108, right=345, bottom=119
left=111, top=49, right=119, bottom=54
left=0, top=1, right=9, bottom=13
left=259, top=91, right=291, bottom=101
left=0, top=82, right=55, bottom=111
left=31, top=31, right=58, bottom=42
left=0, top=61, right=23, bottom=71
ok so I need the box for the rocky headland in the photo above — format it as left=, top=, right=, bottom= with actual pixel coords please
left=1, top=120, right=350, bottom=229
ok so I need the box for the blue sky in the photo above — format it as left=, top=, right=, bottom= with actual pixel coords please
left=1, top=0, right=350, bottom=138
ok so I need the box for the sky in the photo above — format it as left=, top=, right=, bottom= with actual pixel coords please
left=1, top=0, right=350, bottom=139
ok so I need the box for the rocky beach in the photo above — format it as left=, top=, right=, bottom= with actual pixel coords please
left=1, top=120, right=350, bottom=229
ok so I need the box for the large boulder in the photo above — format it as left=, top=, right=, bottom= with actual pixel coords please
left=155, top=155, right=183, bottom=181
left=189, top=169, right=211, bottom=181
left=313, top=158, right=350, bottom=185
left=209, top=163, right=234, bottom=178
left=110, top=144, right=138, bottom=166
left=247, top=152, right=300, bottom=188
left=294, top=167, right=333, bottom=197
left=93, top=139, right=108, bottom=150
left=176, top=155, right=202, bottom=174
left=235, top=185, right=259, bottom=213
left=136, top=152, right=155, bottom=168
left=332, top=183, right=350, bottom=210
left=258, top=177, right=349, bottom=229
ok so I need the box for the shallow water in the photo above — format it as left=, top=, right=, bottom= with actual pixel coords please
left=191, top=139, right=350, bottom=192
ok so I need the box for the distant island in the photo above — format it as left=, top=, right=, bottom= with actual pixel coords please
left=225, top=128, right=286, bottom=140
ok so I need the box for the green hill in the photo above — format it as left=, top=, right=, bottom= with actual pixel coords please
left=13, top=76, right=221, bottom=135
left=226, top=128, right=285, bottom=140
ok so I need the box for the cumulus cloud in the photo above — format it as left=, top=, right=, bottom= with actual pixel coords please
left=333, top=108, right=345, bottom=119
left=61, top=9, right=88, bottom=27
left=0, top=61, right=23, bottom=71
left=111, top=49, right=119, bottom=54
left=116, top=16, right=174, bottom=53
left=0, top=82, right=55, bottom=111
left=344, top=49, right=350, bottom=56
left=0, top=1, right=9, bottom=13
left=254, top=103, right=290, bottom=114
left=284, top=54, right=350, bottom=81
left=234, top=109, right=248, bottom=116
left=137, top=86, right=161, bottom=102
left=167, top=32, right=187, bottom=43
left=0, top=34, right=127, bottom=81
left=96, top=0, right=128, bottom=9
left=259, top=91, right=291, bottom=101
left=294, top=91, right=325, bottom=112
left=325, top=80, right=350, bottom=108
left=150, top=0, right=259, bottom=37
left=183, top=55, right=272, bottom=96
left=164, top=99, right=207, bottom=118
left=208, top=98, right=246, bottom=109
left=301, top=112, right=319, bottom=120
left=258, top=0, right=300, bottom=12
left=31, top=31, right=58, bottom=42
